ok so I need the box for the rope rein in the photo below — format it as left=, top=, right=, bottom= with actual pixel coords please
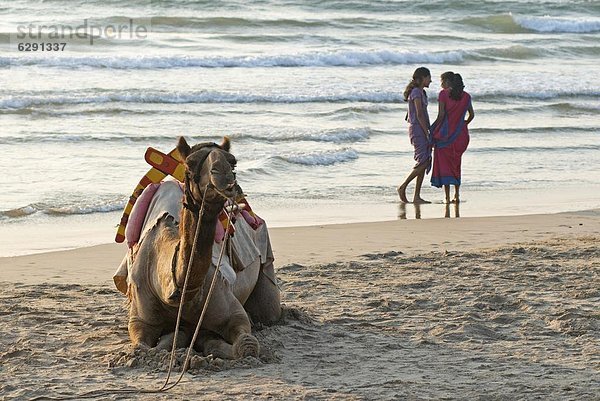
left=161, top=195, right=235, bottom=392
left=160, top=184, right=208, bottom=390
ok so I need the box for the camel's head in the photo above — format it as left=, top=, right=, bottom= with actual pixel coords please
left=177, top=136, right=238, bottom=208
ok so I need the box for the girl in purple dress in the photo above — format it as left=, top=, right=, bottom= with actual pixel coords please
left=398, top=67, right=432, bottom=204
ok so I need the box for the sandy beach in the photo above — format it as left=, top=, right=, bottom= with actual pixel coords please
left=1, top=210, right=599, bottom=400
left=3, top=0, right=600, bottom=399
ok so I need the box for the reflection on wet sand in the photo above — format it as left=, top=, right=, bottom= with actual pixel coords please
left=398, top=202, right=460, bottom=219
left=445, top=202, right=460, bottom=218
left=398, top=202, right=421, bottom=219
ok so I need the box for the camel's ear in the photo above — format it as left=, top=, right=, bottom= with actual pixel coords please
left=177, top=136, right=192, bottom=159
left=220, top=136, right=231, bottom=152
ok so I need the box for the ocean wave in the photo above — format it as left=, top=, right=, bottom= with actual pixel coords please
left=548, top=102, right=600, bottom=113
left=235, top=127, right=371, bottom=144
left=0, top=205, right=37, bottom=218
left=306, top=128, right=371, bottom=143
left=0, top=133, right=197, bottom=144
left=147, top=15, right=379, bottom=29
left=3, top=88, right=599, bottom=110
left=0, top=106, right=161, bottom=117
left=460, top=13, right=600, bottom=34
left=475, top=89, right=600, bottom=101
left=471, top=144, right=600, bottom=153
left=459, top=14, right=526, bottom=33
left=474, top=126, right=599, bottom=135
left=0, top=49, right=464, bottom=69
left=0, top=128, right=372, bottom=145
left=312, top=105, right=396, bottom=118
left=0, top=199, right=125, bottom=219
left=474, top=45, right=544, bottom=60
left=513, top=15, right=600, bottom=33
left=277, top=148, right=359, bottom=166
left=0, top=90, right=404, bottom=109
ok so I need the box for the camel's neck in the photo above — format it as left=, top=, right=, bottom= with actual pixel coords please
left=175, top=203, right=221, bottom=294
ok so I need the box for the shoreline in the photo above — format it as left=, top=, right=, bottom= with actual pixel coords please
left=2, top=182, right=600, bottom=258
left=2, top=208, right=598, bottom=285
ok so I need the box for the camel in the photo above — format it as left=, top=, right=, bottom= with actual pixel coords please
left=125, top=136, right=281, bottom=359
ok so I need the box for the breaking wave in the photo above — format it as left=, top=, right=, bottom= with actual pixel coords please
left=513, top=15, right=600, bottom=33
left=460, top=13, right=600, bottom=34
left=2, top=88, right=599, bottom=111
left=0, top=128, right=373, bottom=145
left=0, top=90, right=404, bottom=109
left=0, top=49, right=464, bottom=69
left=277, top=148, right=359, bottom=166
left=0, top=199, right=125, bottom=219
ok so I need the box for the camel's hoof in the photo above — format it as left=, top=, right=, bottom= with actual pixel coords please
left=133, top=342, right=150, bottom=352
left=232, top=333, right=259, bottom=359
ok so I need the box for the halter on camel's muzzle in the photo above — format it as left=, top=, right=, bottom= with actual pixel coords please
left=182, top=143, right=226, bottom=214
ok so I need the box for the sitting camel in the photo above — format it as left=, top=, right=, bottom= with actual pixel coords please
left=124, top=137, right=281, bottom=359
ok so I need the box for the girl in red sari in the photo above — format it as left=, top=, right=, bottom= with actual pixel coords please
left=431, top=73, right=475, bottom=203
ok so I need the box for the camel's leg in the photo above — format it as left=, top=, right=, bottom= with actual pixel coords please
left=156, top=330, right=190, bottom=351
left=128, top=291, right=163, bottom=348
left=202, top=290, right=259, bottom=358
left=222, top=302, right=260, bottom=359
left=195, top=330, right=233, bottom=359
left=128, top=316, right=162, bottom=349
left=244, top=260, right=281, bottom=325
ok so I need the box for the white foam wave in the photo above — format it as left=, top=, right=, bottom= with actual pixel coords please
left=306, top=128, right=370, bottom=143
left=0, top=49, right=463, bottom=69
left=476, top=88, right=600, bottom=100
left=0, top=200, right=125, bottom=219
left=280, top=149, right=359, bottom=166
left=0, top=91, right=403, bottom=109
left=513, top=15, right=600, bottom=33
left=0, top=205, right=37, bottom=218
left=3, top=87, right=599, bottom=110
left=45, top=203, right=124, bottom=215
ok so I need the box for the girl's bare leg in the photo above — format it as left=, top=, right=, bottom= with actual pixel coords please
left=398, top=168, right=420, bottom=203
left=444, top=185, right=451, bottom=204
left=413, top=165, right=430, bottom=204
left=453, top=185, right=460, bottom=203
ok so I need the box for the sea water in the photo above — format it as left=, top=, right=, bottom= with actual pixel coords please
left=1, top=0, right=599, bottom=255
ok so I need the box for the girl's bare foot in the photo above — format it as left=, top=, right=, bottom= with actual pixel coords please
left=451, top=197, right=460, bottom=203
left=413, top=197, right=431, bottom=204
left=397, top=185, right=409, bottom=203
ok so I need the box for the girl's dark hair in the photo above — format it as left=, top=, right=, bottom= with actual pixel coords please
left=403, top=67, right=431, bottom=101
left=440, top=71, right=454, bottom=85
left=450, top=73, right=465, bottom=100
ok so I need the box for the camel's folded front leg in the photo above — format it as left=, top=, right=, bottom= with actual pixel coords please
left=156, top=329, right=190, bottom=351
left=128, top=286, right=164, bottom=348
left=195, top=329, right=233, bottom=359
left=225, top=306, right=260, bottom=359
left=199, top=279, right=260, bottom=359
left=128, top=316, right=163, bottom=349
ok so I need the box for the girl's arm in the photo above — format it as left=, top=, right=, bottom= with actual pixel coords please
left=413, top=97, right=430, bottom=134
left=465, top=103, right=475, bottom=125
left=432, top=100, right=446, bottom=130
